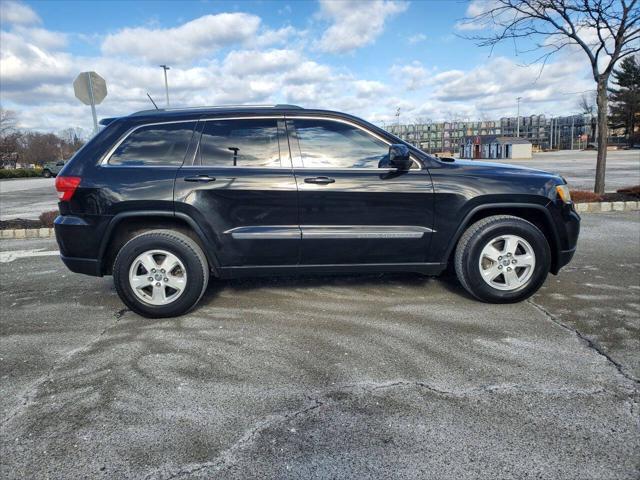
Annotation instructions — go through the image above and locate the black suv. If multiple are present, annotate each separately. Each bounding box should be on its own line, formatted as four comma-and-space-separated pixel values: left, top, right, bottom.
54, 105, 580, 317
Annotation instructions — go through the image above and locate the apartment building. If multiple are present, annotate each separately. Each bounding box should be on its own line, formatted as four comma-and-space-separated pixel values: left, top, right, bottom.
385, 114, 596, 153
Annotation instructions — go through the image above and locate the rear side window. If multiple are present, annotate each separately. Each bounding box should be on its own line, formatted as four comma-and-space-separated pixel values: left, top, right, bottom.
198, 119, 281, 167
108, 122, 196, 166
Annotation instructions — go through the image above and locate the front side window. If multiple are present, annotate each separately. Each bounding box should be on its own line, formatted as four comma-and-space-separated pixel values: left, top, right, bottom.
108, 122, 196, 166
198, 119, 281, 167
292, 119, 390, 169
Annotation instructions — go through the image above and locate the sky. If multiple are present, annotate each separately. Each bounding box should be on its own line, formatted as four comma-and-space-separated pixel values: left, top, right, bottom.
0, 0, 602, 135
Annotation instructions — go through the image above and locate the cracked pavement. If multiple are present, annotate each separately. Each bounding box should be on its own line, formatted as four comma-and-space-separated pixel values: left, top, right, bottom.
1, 212, 639, 479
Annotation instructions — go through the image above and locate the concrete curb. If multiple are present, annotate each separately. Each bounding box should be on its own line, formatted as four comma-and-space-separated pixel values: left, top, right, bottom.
0, 202, 638, 240
1, 227, 55, 239
573, 200, 639, 213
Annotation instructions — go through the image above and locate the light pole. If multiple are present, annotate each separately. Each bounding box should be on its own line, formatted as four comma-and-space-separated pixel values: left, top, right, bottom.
516, 96, 522, 137
159, 65, 170, 107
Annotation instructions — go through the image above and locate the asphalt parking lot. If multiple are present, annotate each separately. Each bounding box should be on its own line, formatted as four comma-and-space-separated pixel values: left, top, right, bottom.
1, 150, 638, 220
1, 212, 639, 479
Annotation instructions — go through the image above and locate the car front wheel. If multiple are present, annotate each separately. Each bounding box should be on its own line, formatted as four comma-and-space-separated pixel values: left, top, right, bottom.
113, 230, 209, 318
454, 215, 551, 303
42, 170, 51, 178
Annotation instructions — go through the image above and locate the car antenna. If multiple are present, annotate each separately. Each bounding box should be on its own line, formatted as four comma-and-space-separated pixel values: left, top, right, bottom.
146, 92, 159, 110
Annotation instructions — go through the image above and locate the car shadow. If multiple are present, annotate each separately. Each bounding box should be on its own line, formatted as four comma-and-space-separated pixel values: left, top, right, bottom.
199, 270, 476, 306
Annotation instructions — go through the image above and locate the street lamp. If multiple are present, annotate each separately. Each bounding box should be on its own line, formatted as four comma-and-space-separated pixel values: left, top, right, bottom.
159, 65, 170, 107
516, 96, 522, 137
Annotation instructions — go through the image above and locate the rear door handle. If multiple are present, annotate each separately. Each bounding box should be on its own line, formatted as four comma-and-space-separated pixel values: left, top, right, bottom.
304, 176, 335, 185
184, 175, 216, 183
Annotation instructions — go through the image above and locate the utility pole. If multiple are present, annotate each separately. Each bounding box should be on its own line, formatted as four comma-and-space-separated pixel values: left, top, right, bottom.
159, 65, 170, 107
550, 118, 554, 150
516, 96, 522, 137
395, 107, 400, 126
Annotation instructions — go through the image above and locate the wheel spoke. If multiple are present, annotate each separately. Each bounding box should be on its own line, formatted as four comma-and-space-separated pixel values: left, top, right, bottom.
131, 275, 152, 289
140, 253, 158, 273
503, 268, 520, 287
161, 253, 180, 273
503, 236, 518, 255
165, 274, 186, 291
482, 245, 502, 262
151, 284, 166, 302
481, 264, 501, 281
514, 253, 534, 267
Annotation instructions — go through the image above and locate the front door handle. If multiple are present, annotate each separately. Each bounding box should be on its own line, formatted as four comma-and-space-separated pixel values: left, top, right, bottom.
304, 176, 335, 185
184, 175, 216, 183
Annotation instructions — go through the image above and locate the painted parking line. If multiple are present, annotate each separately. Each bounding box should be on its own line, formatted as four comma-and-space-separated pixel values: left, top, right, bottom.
0, 249, 60, 263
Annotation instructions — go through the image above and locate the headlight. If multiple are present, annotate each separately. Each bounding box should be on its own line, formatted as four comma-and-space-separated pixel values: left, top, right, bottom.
556, 184, 572, 204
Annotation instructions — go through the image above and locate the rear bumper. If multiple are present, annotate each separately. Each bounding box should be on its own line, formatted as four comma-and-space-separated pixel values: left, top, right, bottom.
54, 214, 105, 277
60, 255, 101, 276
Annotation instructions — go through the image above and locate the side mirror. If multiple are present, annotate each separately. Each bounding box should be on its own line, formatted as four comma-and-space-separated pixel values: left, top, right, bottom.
388, 144, 412, 170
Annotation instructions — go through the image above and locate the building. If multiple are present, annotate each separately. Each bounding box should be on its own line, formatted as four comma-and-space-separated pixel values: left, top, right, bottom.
385, 113, 597, 154
459, 135, 533, 160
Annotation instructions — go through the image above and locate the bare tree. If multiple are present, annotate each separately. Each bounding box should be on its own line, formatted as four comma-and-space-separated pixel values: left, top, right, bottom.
0, 108, 17, 137
578, 93, 598, 142
463, 0, 640, 194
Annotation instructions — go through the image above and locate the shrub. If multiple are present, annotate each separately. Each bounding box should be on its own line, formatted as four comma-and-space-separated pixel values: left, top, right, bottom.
570, 190, 603, 203
617, 185, 640, 198
0, 168, 42, 179
38, 210, 58, 227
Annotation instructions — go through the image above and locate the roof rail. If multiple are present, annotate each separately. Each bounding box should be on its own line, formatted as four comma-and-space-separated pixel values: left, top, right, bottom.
130, 104, 304, 116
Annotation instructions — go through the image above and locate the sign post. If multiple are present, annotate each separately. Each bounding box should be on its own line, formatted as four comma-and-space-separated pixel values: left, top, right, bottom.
73, 72, 107, 132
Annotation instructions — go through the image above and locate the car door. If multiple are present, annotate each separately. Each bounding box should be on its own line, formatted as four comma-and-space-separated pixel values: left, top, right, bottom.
174, 116, 300, 267
286, 116, 434, 266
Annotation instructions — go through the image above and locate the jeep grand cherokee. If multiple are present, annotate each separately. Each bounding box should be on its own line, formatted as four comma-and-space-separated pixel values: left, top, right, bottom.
54, 105, 580, 318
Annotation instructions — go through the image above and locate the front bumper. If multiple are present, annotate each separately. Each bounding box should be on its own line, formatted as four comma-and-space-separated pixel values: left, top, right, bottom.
550, 206, 580, 274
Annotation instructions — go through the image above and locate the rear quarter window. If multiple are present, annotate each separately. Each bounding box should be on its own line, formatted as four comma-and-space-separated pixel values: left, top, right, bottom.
108, 122, 196, 166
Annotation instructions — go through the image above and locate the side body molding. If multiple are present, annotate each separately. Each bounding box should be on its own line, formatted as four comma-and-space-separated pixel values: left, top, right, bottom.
224, 225, 435, 240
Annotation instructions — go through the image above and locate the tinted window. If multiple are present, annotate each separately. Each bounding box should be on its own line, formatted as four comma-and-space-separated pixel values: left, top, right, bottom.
199, 119, 281, 167
108, 122, 196, 166
293, 119, 389, 169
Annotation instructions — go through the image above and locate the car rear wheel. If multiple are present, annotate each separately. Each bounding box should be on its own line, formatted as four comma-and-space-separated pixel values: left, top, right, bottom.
113, 230, 209, 318
454, 215, 551, 303
43, 170, 51, 178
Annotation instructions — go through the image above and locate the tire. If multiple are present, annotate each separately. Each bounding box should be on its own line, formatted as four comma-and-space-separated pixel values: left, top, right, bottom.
113, 230, 209, 318
454, 215, 551, 303
43, 170, 51, 178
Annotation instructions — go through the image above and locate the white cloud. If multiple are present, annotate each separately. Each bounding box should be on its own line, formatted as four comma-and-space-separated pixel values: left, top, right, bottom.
0, 30, 74, 91
0, 1, 40, 26
407, 33, 427, 45
392, 61, 432, 91
101, 13, 262, 64
354, 80, 387, 98
223, 49, 302, 76
0, 7, 597, 133
13, 26, 67, 49
250, 25, 303, 49
317, 0, 407, 53
454, 0, 500, 31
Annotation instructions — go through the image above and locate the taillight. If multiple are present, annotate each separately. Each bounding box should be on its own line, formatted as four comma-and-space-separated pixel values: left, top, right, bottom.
55, 176, 81, 201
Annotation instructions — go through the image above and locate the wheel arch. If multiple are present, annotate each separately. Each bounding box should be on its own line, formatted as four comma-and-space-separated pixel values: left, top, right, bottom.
444, 203, 561, 274
98, 211, 220, 276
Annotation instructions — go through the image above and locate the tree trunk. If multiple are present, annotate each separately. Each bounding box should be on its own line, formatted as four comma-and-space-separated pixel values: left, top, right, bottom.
594, 77, 609, 195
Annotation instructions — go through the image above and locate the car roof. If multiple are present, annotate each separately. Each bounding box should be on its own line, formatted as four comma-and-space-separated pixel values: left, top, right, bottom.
99, 104, 368, 126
